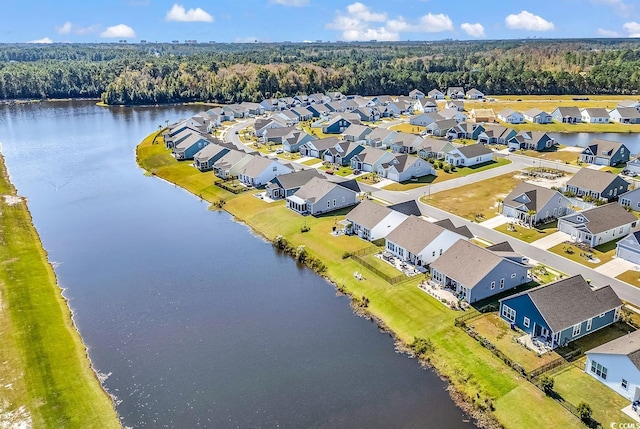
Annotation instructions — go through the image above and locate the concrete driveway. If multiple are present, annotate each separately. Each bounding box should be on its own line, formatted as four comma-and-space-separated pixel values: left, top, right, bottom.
595, 257, 639, 278
479, 215, 509, 229
530, 231, 571, 250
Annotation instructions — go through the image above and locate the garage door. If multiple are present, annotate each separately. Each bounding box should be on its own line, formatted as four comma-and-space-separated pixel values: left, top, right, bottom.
617, 246, 640, 265
388, 172, 400, 182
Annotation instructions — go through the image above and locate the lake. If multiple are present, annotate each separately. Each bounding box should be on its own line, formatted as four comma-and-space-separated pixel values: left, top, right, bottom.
0, 101, 474, 428
548, 132, 640, 153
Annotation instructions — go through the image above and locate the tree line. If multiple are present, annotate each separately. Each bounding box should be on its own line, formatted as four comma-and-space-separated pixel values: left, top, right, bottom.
1, 39, 640, 105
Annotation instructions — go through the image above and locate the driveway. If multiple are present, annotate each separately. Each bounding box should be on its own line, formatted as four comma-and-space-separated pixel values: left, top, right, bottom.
530, 231, 571, 250
595, 257, 639, 278
479, 214, 509, 229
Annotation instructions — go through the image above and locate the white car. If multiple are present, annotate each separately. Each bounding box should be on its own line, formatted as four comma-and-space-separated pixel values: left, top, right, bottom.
275, 148, 284, 154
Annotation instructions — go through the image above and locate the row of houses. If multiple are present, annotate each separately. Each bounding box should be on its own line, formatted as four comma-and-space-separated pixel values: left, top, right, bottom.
486, 105, 640, 125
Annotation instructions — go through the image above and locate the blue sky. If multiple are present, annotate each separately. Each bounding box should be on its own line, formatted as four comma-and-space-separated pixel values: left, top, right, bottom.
2, 0, 640, 44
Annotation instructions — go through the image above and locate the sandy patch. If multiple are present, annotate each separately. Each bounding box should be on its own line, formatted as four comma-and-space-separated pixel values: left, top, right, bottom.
2, 196, 22, 206
558, 146, 584, 152
0, 401, 32, 429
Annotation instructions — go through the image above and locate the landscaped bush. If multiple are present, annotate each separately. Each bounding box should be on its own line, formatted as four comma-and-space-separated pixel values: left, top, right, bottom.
342, 251, 353, 259
540, 375, 555, 396
577, 402, 592, 424
410, 337, 435, 358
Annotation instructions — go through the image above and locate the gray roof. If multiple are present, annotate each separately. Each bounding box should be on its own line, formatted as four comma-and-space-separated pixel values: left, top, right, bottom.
586, 330, 640, 370
175, 133, 209, 151
304, 137, 341, 151
522, 108, 549, 117
214, 150, 251, 169
437, 109, 463, 120
563, 203, 637, 235
582, 107, 610, 117
457, 143, 492, 158
554, 106, 582, 117
368, 127, 395, 142
498, 108, 518, 117
240, 155, 276, 178
503, 182, 563, 212
388, 200, 422, 217
346, 199, 394, 229
194, 142, 229, 162
504, 275, 621, 332
430, 240, 525, 289
271, 169, 324, 190
264, 126, 297, 138
433, 218, 474, 239
430, 119, 458, 131
420, 137, 451, 153
356, 147, 391, 165
583, 139, 625, 159
390, 154, 420, 173
613, 107, 640, 119
342, 124, 372, 138
385, 215, 448, 254
293, 176, 356, 203
566, 168, 628, 194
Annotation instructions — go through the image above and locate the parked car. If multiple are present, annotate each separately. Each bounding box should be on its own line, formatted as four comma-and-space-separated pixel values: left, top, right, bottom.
353, 169, 361, 175
275, 148, 284, 154
508, 147, 516, 152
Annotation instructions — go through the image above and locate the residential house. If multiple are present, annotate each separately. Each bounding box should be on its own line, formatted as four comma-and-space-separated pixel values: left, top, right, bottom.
410, 112, 443, 127
163, 124, 199, 149
579, 139, 630, 166
384, 215, 469, 266
283, 130, 315, 153
610, 107, 640, 124
620, 187, 640, 211
445, 143, 493, 167
426, 119, 458, 137
551, 106, 582, 123
323, 141, 365, 166
225, 104, 249, 118
627, 155, 640, 175
417, 138, 456, 160
522, 108, 553, 124
507, 131, 557, 151
263, 126, 298, 144
273, 110, 299, 126
389, 132, 424, 154
438, 108, 467, 123
582, 108, 610, 124
370, 95, 396, 106
502, 182, 572, 224
584, 330, 640, 402
412, 98, 439, 114
431, 240, 530, 303
265, 169, 324, 200
286, 177, 359, 215
254, 118, 286, 137
446, 123, 485, 140
466, 88, 485, 100
238, 157, 293, 188
341, 124, 372, 142
445, 100, 465, 111
343, 99, 360, 112
565, 168, 630, 202
291, 106, 314, 121
615, 231, 640, 265
322, 115, 353, 134
239, 101, 265, 116
193, 142, 232, 172
345, 199, 409, 241
500, 275, 622, 349
307, 93, 331, 105
172, 133, 211, 160
353, 107, 381, 122
409, 89, 425, 99
497, 108, 525, 124
447, 87, 465, 99
325, 101, 346, 113
212, 150, 255, 180
428, 89, 445, 100
377, 154, 435, 182
307, 103, 332, 117
350, 147, 396, 172
366, 127, 397, 149
299, 137, 341, 159
477, 124, 517, 145
327, 91, 345, 101
470, 108, 496, 123
558, 203, 637, 247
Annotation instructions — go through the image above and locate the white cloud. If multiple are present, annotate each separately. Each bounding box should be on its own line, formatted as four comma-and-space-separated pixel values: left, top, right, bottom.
166, 4, 214, 22
505, 10, 554, 31
623, 21, 640, 37
28, 37, 53, 44
597, 28, 620, 37
56, 22, 72, 34
100, 24, 136, 38
270, 0, 309, 6
461, 22, 485, 38
326, 3, 453, 41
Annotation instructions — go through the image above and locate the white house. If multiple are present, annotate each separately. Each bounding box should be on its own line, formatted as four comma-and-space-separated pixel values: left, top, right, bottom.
377, 154, 435, 182
609, 107, 640, 124
615, 231, 640, 265
557, 203, 637, 247
384, 215, 468, 266
585, 330, 640, 402
238, 156, 293, 188
410, 112, 443, 127
428, 89, 445, 100
350, 147, 396, 172
497, 108, 525, 124
445, 143, 493, 167
465, 88, 484, 100
287, 177, 360, 216
345, 200, 408, 241
522, 108, 552, 124
581, 108, 610, 124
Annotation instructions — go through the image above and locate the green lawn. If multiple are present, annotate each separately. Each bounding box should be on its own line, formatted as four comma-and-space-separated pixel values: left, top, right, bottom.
530, 264, 567, 284
389, 123, 425, 134
137, 132, 585, 429
0, 155, 120, 428
552, 362, 635, 427
423, 173, 521, 221
616, 270, 640, 288
319, 164, 353, 177
382, 174, 436, 191
358, 252, 403, 279
548, 239, 621, 267
494, 221, 558, 243
556, 322, 634, 359
520, 148, 581, 165
471, 313, 561, 373
602, 165, 626, 175
301, 158, 323, 166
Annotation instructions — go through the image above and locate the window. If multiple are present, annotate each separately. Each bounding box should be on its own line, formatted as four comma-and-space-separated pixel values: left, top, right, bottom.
599, 312, 606, 318
577, 216, 584, 222
558, 197, 562, 203
500, 278, 505, 289
586, 318, 592, 331
590, 360, 607, 380
342, 196, 345, 203
273, 166, 278, 171
502, 305, 516, 323
622, 379, 628, 390
333, 199, 336, 207
511, 273, 516, 278
523, 317, 530, 328
440, 249, 443, 255
490, 281, 495, 290
327, 201, 330, 208
573, 323, 581, 337
432, 251, 436, 257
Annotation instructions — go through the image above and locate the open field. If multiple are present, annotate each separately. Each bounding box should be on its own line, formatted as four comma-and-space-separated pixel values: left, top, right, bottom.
423, 173, 521, 221
519, 148, 581, 165
137, 133, 583, 429
389, 123, 425, 134
548, 239, 620, 268
0, 155, 120, 428
494, 221, 558, 243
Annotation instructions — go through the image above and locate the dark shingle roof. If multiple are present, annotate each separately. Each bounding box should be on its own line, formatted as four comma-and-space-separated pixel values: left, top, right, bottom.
565, 203, 637, 235
586, 330, 640, 370
272, 169, 324, 190
503, 182, 563, 212
346, 200, 393, 229
388, 200, 422, 217
457, 143, 492, 158
566, 168, 628, 194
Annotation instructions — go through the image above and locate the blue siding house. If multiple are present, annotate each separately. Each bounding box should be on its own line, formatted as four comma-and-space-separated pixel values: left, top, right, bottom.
499, 275, 622, 349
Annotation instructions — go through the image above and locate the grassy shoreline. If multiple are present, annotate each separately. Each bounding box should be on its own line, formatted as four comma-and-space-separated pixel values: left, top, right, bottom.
136, 132, 588, 428
0, 154, 120, 428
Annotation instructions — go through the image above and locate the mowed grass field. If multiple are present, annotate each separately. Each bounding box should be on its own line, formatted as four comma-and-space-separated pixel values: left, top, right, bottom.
0, 155, 120, 428
137, 134, 586, 429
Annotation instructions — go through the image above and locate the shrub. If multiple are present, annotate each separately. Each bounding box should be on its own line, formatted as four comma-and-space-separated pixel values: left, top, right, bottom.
342, 251, 353, 259
577, 402, 592, 423
274, 235, 288, 250
443, 164, 451, 173
300, 223, 311, 233
411, 337, 435, 357
540, 375, 555, 395
296, 245, 308, 263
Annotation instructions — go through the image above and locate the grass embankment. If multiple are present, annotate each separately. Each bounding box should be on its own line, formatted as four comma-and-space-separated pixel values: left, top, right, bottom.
136, 132, 585, 429
0, 155, 120, 428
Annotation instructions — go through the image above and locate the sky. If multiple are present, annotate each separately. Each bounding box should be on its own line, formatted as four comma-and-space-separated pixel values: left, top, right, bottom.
1, 0, 640, 44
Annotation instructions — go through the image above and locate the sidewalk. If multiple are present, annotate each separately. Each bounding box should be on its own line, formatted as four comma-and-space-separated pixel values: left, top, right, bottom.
530, 231, 571, 250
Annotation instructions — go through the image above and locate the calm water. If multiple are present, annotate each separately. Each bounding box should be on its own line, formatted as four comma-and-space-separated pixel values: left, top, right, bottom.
549, 132, 640, 153
0, 101, 473, 428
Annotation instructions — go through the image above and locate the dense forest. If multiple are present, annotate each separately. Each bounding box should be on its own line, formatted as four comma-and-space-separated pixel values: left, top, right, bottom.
1, 39, 640, 105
